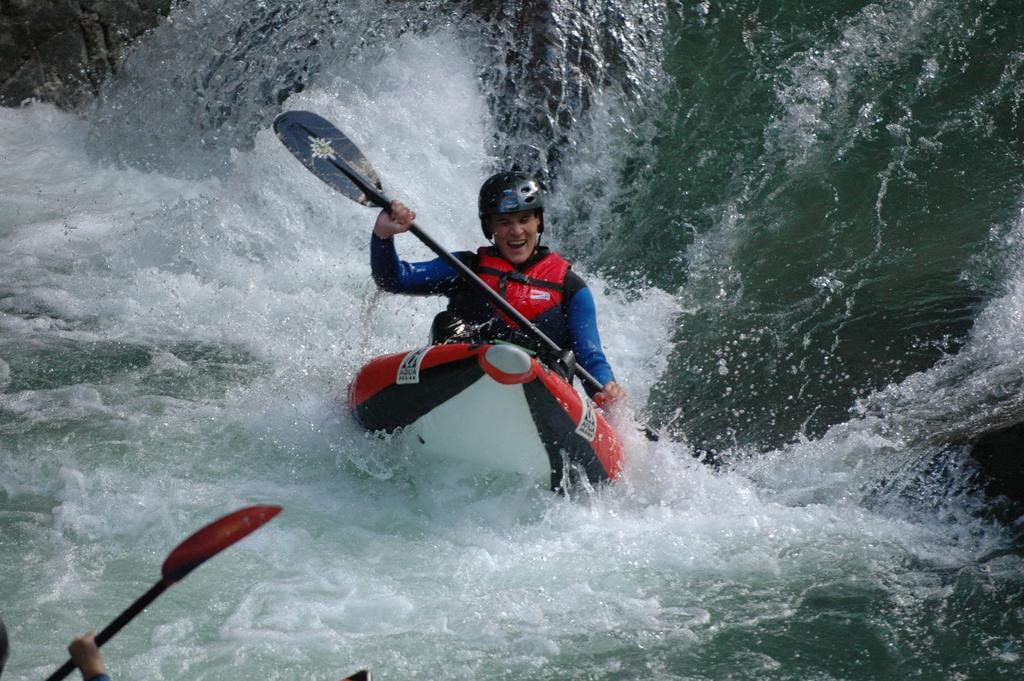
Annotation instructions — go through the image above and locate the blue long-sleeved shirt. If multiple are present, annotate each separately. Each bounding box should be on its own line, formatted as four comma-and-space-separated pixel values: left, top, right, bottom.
370, 234, 615, 388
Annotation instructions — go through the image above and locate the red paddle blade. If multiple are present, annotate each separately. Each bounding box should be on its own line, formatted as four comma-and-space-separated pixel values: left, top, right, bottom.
162, 505, 282, 583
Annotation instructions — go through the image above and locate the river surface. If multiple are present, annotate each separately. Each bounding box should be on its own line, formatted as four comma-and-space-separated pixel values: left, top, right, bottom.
2, 1, 1023, 679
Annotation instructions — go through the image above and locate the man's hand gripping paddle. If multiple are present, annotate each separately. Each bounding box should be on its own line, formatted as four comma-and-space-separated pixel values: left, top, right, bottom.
273, 110, 610, 397
45, 505, 282, 681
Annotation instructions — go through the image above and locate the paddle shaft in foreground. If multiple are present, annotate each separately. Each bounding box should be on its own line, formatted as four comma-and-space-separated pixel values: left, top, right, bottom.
44, 581, 168, 681
44, 505, 281, 681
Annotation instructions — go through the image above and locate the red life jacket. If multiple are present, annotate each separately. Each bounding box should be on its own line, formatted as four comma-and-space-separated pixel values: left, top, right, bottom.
475, 247, 570, 327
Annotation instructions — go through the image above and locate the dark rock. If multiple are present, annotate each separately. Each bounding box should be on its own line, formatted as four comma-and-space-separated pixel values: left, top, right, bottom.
969, 420, 1024, 508
57, 0, 665, 184
0, 0, 175, 110
469, 0, 665, 181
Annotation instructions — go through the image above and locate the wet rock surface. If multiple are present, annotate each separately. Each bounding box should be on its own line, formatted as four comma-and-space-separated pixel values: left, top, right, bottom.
0, 0, 175, 110
969, 421, 1024, 511
1, 1, 665, 183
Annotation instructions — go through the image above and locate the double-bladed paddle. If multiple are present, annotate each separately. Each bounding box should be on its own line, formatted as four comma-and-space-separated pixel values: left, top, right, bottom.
45, 505, 282, 681
272, 110, 607, 395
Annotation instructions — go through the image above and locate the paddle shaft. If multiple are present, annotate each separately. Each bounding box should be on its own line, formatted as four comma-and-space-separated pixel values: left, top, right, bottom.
348, 174, 604, 393
399, 220, 604, 394
276, 111, 653, 436
44, 505, 282, 681
45, 580, 169, 681
392, 207, 662, 440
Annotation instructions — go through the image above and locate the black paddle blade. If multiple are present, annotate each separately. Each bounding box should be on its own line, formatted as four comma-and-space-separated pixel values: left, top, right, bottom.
273, 110, 387, 207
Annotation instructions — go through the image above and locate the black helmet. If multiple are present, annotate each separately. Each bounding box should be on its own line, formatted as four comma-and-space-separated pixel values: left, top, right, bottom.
478, 172, 544, 239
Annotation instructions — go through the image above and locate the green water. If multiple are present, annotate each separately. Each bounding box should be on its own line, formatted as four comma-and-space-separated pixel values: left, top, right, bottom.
588, 0, 1024, 451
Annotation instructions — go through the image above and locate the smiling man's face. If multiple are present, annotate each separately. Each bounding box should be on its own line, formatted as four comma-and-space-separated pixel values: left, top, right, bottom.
489, 210, 541, 265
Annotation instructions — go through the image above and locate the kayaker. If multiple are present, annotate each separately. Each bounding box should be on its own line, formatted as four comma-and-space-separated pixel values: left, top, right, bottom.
370, 171, 626, 406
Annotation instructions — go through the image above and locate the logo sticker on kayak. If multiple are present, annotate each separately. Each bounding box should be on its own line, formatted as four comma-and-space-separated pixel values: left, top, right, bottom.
397, 346, 431, 385
575, 399, 597, 442
310, 137, 337, 160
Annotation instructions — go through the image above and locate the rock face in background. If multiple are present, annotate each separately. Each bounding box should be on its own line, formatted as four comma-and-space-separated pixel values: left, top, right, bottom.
969, 422, 1024, 512
0, 0, 175, 110
468, 0, 665, 179
1, 0, 665, 181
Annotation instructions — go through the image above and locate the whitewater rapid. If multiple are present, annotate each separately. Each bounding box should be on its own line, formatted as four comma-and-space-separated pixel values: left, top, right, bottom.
2, 12, 1022, 681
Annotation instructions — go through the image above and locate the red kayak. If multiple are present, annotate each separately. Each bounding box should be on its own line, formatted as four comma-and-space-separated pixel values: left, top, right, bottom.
347, 343, 623, 491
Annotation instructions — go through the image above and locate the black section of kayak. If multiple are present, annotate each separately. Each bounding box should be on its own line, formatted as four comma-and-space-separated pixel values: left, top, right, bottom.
523, 379, 609, 491
352, 356, 482, 432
